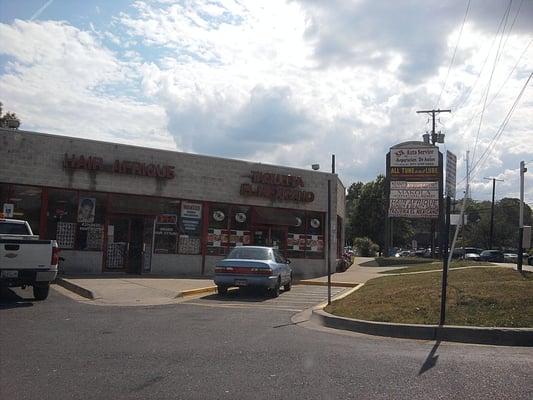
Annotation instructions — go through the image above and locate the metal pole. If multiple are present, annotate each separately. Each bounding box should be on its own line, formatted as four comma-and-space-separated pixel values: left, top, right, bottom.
327, 179, 332, 305
518, 161, 525, 272
489, 179, 495, 249
439, 196, 451, 325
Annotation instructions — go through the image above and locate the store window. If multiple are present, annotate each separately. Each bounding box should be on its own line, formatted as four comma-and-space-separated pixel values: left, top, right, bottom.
229, 206, 251, 249
153, 200, 180, 254
76, 192, 107, 251
1, 185, 42, 235
178, 201, 203, 254
46, 189, 78, 249
154, 213, 178, 254
287, 211, 306, 258
306, 212, 325, 259
207, 203, 229, 256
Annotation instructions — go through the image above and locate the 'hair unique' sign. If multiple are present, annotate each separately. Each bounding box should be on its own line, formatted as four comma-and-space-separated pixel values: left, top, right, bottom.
240, 171, 315, 203
63, 154, 175, 179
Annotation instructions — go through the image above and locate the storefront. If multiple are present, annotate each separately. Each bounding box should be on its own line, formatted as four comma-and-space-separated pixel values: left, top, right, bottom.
0, 128, 345, 278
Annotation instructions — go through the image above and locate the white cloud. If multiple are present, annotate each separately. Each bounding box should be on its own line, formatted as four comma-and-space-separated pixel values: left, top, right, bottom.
0, 20, 172, 148
0, 1, 531, 202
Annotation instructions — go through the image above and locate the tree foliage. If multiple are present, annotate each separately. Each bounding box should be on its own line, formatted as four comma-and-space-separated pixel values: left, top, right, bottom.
0, 102, 21, 129
345, 175, 413, 249
461, 197, 532, 249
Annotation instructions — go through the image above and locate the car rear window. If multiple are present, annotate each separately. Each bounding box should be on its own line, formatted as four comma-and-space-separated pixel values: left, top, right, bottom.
228, 247, 271, 260
0, 223, 30, 235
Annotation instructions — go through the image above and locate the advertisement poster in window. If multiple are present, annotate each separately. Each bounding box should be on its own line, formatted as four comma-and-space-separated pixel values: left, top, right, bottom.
77, 197, 96, 223
179, 202, 202, 236
154, 214, 178, 253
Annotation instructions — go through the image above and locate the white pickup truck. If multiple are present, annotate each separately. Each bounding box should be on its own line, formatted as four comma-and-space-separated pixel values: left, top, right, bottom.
0, 219, 59, 300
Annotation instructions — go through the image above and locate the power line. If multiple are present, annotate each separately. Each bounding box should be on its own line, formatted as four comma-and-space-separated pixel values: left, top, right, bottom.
435, 0, 471, 108
451, 1, 514, 111
457, 37, 532, 134
457, 71, 532, 186
471, 0, 513, 165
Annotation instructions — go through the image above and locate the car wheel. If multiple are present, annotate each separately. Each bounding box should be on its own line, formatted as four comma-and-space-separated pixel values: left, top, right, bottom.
270, 279, 281, 298
217, 285, 228, 296
283, 275, 292, 292
33, 284, 50, 301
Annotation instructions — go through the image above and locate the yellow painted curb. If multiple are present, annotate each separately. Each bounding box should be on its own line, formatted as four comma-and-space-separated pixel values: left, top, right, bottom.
175, 286, 218, 298
295, 280, 359, 288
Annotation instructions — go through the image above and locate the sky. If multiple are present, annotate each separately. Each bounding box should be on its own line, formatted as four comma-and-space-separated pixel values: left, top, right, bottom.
0, 0, 532, 203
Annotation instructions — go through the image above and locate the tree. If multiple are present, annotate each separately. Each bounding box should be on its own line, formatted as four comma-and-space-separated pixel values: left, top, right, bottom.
461, 197, 532, 249
345, 175, 413, 249
0, 102, 21, 129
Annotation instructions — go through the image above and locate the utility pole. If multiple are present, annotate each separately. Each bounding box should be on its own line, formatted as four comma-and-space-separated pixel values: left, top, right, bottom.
465, 150, 470, 199
518, 161, 526, 272
484, 177, 504, 249
327, 154, 335, 305
416, 109, 451, 145
416, 108, 451, 259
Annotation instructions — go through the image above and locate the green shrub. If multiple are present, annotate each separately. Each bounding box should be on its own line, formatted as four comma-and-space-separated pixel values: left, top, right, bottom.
353, 237, 380, 257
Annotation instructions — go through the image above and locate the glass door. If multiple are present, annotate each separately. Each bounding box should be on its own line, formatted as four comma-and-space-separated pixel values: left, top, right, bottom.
106, 216, 130, 271
105, 215, 154, 273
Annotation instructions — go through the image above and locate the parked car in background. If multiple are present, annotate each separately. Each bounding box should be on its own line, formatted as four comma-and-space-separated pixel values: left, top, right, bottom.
214, 246, 292, 298
480, 250, 504, 263
464, 253, 481, 262
503, 253, 518, 263
414, 249, 426, 257
528, 255, 533, 266
0, 219, 59, 300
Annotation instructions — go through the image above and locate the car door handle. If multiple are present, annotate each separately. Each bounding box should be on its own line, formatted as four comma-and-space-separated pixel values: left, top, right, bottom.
5, 244, 20, 251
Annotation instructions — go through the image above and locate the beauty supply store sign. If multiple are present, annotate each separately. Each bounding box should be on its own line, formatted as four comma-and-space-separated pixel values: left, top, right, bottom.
388, 181, 439, 218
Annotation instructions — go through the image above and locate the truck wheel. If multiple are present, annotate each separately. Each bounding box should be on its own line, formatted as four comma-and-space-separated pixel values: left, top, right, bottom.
33, 284, 50, 301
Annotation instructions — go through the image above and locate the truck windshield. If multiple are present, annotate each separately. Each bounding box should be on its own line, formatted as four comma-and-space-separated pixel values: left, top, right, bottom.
227, 247, 271, 260
0, 223, 30, 235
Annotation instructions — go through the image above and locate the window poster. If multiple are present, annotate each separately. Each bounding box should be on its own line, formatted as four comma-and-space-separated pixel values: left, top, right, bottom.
179, 202, 202, 237
154, 214, 178, 253
77, 197, 96, 223
56, 222, 76, 249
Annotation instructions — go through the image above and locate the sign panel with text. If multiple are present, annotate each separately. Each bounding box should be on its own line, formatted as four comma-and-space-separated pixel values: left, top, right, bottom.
445, 151, 457, 198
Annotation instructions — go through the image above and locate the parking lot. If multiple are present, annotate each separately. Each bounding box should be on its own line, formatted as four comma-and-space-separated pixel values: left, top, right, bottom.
184, 285, 348, 312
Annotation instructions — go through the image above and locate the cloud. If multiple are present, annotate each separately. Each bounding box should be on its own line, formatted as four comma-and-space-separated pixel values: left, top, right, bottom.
0, 1, 531, 202
0, 19, 172, 148
295, 0, 533, 83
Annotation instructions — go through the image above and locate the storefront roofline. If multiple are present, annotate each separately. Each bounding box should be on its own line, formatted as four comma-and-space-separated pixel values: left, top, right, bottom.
1, 128, 342, 183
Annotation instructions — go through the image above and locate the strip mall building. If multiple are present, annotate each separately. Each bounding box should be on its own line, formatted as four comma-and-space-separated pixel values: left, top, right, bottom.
0, 128, 345, 278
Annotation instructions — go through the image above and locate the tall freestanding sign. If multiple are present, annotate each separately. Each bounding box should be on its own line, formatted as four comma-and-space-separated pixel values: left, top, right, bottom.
385, 142, 443, 257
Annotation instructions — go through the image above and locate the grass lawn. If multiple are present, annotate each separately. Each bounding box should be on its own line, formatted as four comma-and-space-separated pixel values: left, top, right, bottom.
380, 260, 495, 274
325, 267, 533, 328
373, 257, 429, 266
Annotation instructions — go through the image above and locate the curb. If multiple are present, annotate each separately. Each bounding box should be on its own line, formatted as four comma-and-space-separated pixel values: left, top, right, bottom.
295, 280, 359, 288
312, 309, 533, 346
175, 286, 218, 298
55, 277, 95, 300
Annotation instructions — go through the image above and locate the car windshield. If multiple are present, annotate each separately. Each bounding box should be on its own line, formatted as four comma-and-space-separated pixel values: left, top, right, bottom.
227, 247, 271, 260
0, 223, 30, 235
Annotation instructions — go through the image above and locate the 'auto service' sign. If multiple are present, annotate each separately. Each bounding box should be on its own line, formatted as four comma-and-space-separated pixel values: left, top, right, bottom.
390, 147, 438, 167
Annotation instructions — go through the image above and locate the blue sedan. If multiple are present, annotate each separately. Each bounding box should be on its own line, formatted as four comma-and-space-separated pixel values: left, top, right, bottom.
214, 246, 292, 297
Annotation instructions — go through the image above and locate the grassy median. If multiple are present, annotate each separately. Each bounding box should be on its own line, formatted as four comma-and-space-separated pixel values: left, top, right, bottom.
379, 260, 495, 274
325, 267, 533, 328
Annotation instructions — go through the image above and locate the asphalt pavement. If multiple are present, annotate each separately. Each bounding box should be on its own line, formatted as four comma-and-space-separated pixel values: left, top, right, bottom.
1, 286, 532, 400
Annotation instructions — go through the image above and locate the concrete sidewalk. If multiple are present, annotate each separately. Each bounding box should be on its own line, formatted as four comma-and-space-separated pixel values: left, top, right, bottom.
300, 257, 407, 285
56, 276, 215, 306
